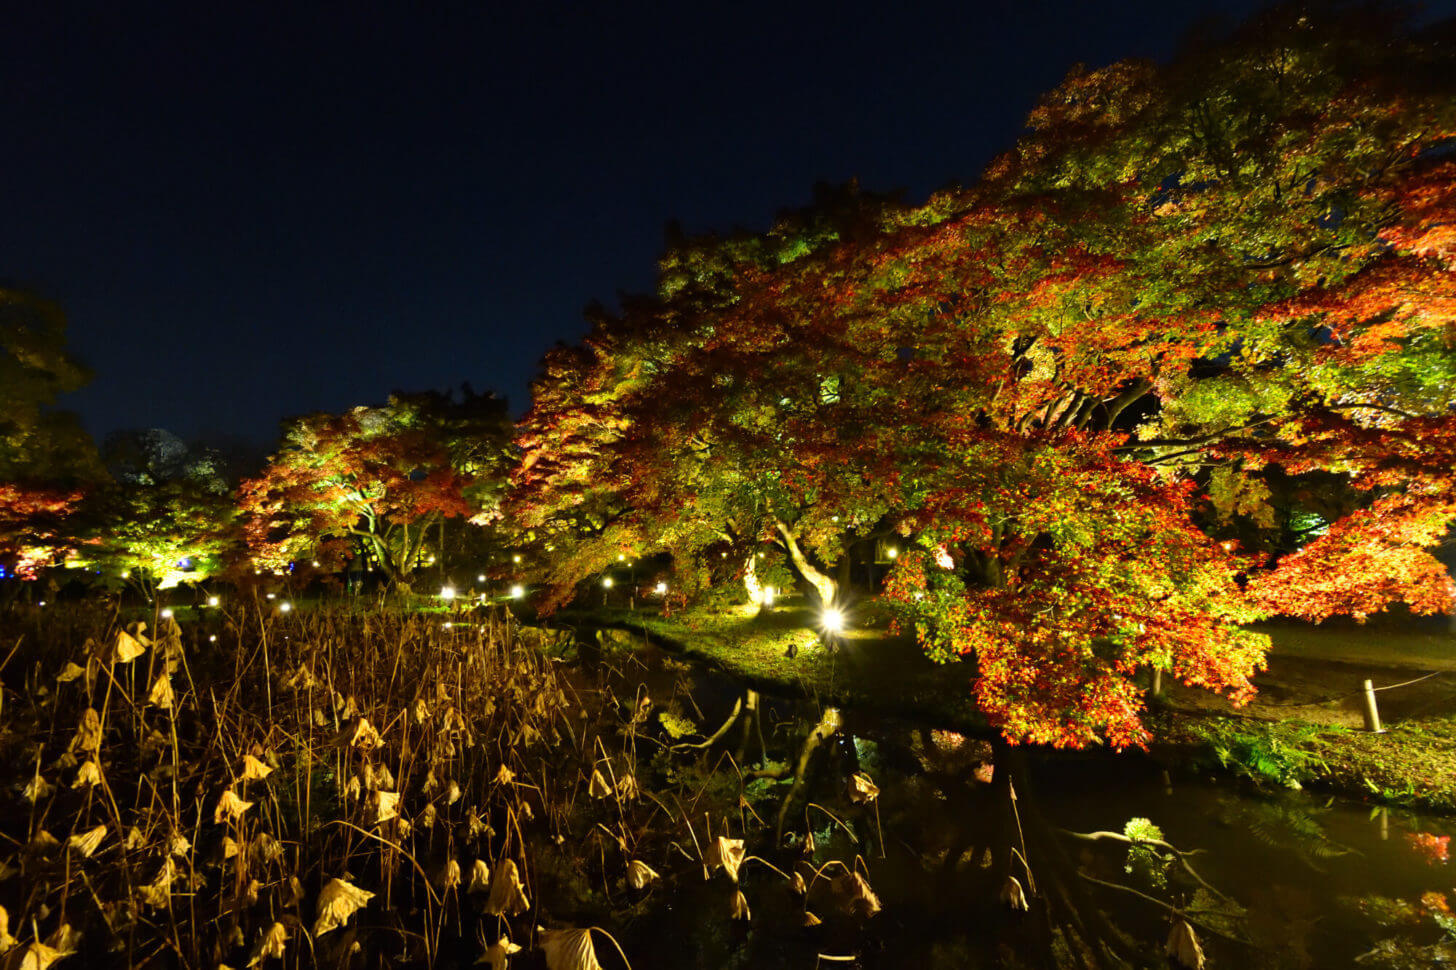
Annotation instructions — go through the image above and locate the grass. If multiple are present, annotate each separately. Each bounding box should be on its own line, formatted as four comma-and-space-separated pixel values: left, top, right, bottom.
565, 599, 990, 732
1152, 710, 1456, 813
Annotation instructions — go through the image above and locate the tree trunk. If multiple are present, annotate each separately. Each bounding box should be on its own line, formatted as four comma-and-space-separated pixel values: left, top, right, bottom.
774, 519, 838, 607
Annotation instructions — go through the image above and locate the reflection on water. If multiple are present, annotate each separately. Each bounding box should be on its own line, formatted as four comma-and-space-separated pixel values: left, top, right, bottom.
568, 637, 1455, 969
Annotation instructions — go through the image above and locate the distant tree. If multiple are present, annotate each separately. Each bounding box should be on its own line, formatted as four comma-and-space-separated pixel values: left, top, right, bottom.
237, 390, 509, 592
0, 289, 103, 578
74, 430, 238, 596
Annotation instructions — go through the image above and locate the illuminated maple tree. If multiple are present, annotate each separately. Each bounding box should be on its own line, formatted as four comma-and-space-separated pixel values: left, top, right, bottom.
508, 5, 1455, 746
236, 395, 491, 592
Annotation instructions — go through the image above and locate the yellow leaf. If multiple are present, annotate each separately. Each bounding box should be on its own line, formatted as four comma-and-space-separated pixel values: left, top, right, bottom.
312, 878, 374, 937
485, 858, 530, 916
538, 928, 602, 970
67, 824, 107, 858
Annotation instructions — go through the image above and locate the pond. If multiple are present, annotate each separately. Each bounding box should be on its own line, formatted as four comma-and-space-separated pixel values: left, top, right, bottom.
567, 634, 1456, 970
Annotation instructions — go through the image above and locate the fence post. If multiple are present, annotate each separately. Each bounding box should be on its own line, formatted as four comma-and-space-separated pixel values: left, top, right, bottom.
1361, 679, 1385, 733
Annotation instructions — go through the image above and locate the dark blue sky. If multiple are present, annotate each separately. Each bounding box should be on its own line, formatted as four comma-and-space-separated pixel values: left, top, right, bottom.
4, 0, 1447, 445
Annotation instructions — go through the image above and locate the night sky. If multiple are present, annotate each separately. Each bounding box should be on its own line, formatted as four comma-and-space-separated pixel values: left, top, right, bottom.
6, 1, 1450, 447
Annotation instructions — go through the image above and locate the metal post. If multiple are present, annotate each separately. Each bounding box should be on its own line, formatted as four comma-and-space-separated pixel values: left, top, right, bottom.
1361, 679, 1385, 733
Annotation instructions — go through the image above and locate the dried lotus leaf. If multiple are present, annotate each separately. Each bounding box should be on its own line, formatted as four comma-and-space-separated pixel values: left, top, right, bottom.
249, 921, 289, 965
1166, 919, 1205, 969
587, 769, 611, 799
706, 836, 746, 882
146, 672, 175, 710
467, 858, 490, 893
479, 935, 522, 970
834, 870, 882, 919
72, 760, 102, 789
67, 824, 107, 858
998, 874, 1029, 912
23, 773, 55, 804
485, 858, 530, 916
239, 754, 273, 782
626, 859, 658, 889
849, 771, 879, 804
55, 663, 86, 684
435, 858, 461, 891
72, 708, 103, 754
214, 788, 254, 824
312, 878, 374, 937
373, 791, 400, 824
107, 629, 148, 664
337, 718, 382, 750
538, 928, 602, 970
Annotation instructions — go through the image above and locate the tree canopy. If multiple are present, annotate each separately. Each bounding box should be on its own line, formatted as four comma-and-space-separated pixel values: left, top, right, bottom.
507, 4, 1456, 747
237, 389, 511, 590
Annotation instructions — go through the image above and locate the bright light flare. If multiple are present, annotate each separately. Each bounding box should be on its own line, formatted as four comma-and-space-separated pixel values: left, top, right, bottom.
654, 582, 668, 595
207, 596, 220, 607
602, 576, 614, 588
440, 586, 456, 601
279, 602, 292, 613
821, 607, 845, 634
510, 584, 525, 599
762, 586, 775, 607
161, 608, 174, 619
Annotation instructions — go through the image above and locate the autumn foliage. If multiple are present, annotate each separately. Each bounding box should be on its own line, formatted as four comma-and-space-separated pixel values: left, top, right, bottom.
508, 7, 1456, 747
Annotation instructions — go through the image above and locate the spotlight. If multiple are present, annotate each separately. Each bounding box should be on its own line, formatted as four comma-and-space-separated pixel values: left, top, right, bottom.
510, 584, 525, 599
821, 607, 845, 634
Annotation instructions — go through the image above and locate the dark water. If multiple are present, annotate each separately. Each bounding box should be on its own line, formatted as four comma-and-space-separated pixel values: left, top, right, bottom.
564, 638, 1455, 969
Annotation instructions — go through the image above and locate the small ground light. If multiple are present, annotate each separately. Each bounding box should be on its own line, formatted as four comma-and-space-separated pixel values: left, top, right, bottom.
266, 593, 276, 600
209, 634, 217, 642
312, 560, 320, 567
655, 582, 667, 595
512, 555, 521, 564
440, 586, 456, 601
821, 607, 845, 634
603, 576, 614, 588
510, 584, 525, 599
279, 602, 292, 613
886, 547, 898, 559
477, 574, 486, 583
762, 587, 775, 606
161, 608, 174, 619
208, 596, 220, 607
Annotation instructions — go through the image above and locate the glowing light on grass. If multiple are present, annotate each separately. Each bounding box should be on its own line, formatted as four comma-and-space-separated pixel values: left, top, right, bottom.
440, 586, 456, 601
477, 574, 486, 583
654, 582, 667, 595
266, 593, 276, 600
208, 596, 220, 607
512, 554, 521, 564
312, 560, 320, 567
161, 608, 174, 619
208, 634, 217, 643
510, 584, 525, 599
762, 586, 775, 607
278, 602, 292, 613
821, 607, 845, 634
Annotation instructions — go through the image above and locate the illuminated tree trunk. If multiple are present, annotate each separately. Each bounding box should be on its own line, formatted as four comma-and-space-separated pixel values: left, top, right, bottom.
774, 519, 838, 607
